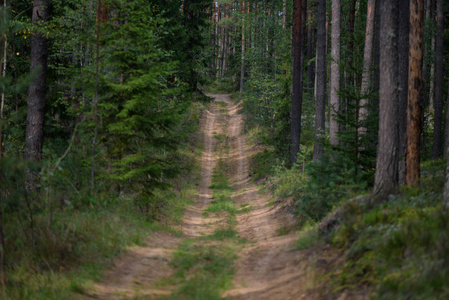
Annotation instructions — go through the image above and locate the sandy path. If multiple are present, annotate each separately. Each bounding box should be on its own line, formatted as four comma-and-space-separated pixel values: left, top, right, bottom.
181, 97, 224, 237
221, 95, 309, 300
80, 95, 309, 299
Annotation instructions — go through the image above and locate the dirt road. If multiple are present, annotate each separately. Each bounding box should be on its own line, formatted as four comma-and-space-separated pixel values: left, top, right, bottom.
83, 94, 309, 299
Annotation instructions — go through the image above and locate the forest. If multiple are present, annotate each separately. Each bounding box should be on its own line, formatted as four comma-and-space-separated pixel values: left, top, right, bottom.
1, 0, 449, 299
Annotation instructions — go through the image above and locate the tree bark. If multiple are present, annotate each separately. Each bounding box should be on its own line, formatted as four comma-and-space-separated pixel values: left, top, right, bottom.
432, 0, 443, 159
24, 0, 49, 162
374, 0, 399, 195
397, 0, 410, 183
0, 0, 6, 288
300, 0, 307, 98
359, 0, 376, 131
313, 0, 326, 161
445, 80, 449, 155
444, 151, 449, 210
240, 1, 245, 93
0, 0, 7, 159
283, 0, 287, 29
329, 0, 340, 146
290, 0, 304, 164
406, 0, 424, 186
307, 10, 315, 96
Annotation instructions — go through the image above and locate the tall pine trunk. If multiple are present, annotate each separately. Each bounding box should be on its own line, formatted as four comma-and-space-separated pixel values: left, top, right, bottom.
359, 0, 376, 131
240, 1, 245, 93
313, 0, 326, 161
282, 0, 287, 29
307, 12, 315, 97
290, 0, 304, 164
329, 0, 340, 146
25, 0, 49, 162
432, 0, 443, 159
398, 0, 410, 183
406, 0, 424, 186
374, 0, 399, 195
0, 0, 6, 288
445, 79, 449, 154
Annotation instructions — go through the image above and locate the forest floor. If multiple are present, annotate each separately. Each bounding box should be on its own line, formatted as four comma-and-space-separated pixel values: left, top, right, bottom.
80, 95, 316, 299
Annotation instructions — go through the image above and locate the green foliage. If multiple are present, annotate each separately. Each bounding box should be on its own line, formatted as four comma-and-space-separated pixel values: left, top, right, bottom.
298, 153, 368, 222
326, 160, 449, 298
241, 73, 291, 158
269, 148, 369, 225
334, 28, 378, 185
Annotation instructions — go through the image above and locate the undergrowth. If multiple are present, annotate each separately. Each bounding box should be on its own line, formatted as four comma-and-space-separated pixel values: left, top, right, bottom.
3, 103, 204, 300
268, 158, 447, 299
324, 159, 449, 298
246, 110, 449, 298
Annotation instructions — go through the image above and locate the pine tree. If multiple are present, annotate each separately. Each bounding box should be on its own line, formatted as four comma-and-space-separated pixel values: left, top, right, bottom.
291, 0, 304, 164
374, 0, 399, 195
329, 0, 341, 146
313, 0, 326, 161
25, 0, 49, 162
405, 0, 424, 186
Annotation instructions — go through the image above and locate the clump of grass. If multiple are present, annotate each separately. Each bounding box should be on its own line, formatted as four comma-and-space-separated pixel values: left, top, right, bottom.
210, 228, 238, 240
215, 101, 229, 108
297, 225, 321, 250
209, 160, 232, 190
170, 241, 237, 299
208, 192, 235, 214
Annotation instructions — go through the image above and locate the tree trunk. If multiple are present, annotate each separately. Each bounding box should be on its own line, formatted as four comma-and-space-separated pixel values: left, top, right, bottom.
0, 0, 7, 159
444, 151, 449, 210
421, 0, 434, 154
432, 0, 443, 159
313, 0, 326, 161
340, 0, 357, 139
406, 0, 424, 186
0, 0, 6, 289
283, 0, 287, 29
445, 80, 449, 154
290, 0, 304, 164
374, 0, 399, 195
24, 0, 49, 162
307, 12, 315, 96
359, 0, 376, 131
398, 0, 410, 183
329, 0, 341, 146
300, 0, 307, 98
240, 1, 245, 93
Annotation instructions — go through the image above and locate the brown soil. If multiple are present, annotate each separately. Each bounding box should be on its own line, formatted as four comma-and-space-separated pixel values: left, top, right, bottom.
221, 95, 310, 299
80, 94, 319, 299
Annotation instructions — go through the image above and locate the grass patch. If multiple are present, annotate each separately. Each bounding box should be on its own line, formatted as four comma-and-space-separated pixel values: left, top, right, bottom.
297, 225, 321, 250
215, 101, 229, 108
323, 159, 449, 298
209, 159, 232, 191
209, 228, 238, 240
169, 241, 238, 299
5, 204, 172, 300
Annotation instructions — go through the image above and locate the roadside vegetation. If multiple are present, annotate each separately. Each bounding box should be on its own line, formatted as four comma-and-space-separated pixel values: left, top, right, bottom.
243, 95, 449, 297
3, 101, 204, 300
